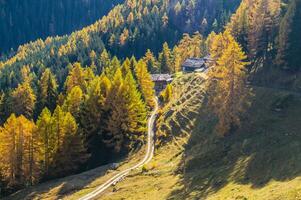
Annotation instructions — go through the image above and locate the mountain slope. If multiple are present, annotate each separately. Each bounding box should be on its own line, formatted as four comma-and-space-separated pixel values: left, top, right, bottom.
96, 73, 301, 200
0, 0, 123, 55
0, 0, 241, 88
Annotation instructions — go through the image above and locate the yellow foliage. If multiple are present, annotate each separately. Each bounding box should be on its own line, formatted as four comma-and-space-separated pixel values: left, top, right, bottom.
0, 114, 39, 186
208, 31, 251, 136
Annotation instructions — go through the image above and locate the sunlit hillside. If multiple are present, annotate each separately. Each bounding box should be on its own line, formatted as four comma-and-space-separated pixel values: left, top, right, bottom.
100, 73, 301, 200
0, 0, 300, 199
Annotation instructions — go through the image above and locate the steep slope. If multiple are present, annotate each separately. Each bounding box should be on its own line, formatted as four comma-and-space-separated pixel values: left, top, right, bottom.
0, 0, 241, 91
97, 73, 301, 200
0, 0, 123, 55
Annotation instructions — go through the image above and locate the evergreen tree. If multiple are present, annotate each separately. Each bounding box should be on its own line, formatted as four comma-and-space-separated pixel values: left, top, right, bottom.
277, 0, 301, 71
36, 69, 58, 115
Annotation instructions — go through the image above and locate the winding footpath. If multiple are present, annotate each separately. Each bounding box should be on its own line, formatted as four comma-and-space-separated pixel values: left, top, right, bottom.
78, 98, 158, 200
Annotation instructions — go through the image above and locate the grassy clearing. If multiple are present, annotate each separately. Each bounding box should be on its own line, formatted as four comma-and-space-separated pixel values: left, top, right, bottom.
102, 73, 301, 200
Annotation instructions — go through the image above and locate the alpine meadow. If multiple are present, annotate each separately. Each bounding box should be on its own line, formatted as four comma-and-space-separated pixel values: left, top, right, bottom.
0, 0, 301, 199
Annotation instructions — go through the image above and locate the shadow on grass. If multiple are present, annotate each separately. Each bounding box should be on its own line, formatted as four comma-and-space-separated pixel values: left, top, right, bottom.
4, 146, 138, 200
167, 87, 301, 199
4, 163, 112, 200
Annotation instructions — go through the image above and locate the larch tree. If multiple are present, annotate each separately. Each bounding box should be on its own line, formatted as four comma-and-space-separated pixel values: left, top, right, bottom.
63, 86, 84, 120
129, 56, 138, 75
143, 49, 158, 73
11, 81, 36, 119
51, 106, 65, 157
135, 60, 155, 108
190, 32, 205, 57
36, 108, 55, 177
80, 77, 103, 139
209, 30, 233, 63
105, 68, 128, 152
104, 56, 121, 79
160, 84, 172, 104
0, 114, 39, 187
37, 106, 88, 178
105, 68, 147, 152
53, 112, 88, 176
99, 49, 111, 74
123, 71, 147, 146
208, 31, 251, 136
65, 62, 86, 93
172, 46, 182, 73
158, 42, 173, 73
227, 0, 281, 62
121, 58, 131, 76
80, 76, 107, 165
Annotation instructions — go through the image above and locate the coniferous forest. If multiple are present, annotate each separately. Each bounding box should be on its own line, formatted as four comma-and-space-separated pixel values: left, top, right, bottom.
0, 0, 123, 55
0, 0, 301, 198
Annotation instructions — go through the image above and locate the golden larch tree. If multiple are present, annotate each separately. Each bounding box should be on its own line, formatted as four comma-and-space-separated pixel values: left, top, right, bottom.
208, 31, 250, 136
135, 60, 155, 108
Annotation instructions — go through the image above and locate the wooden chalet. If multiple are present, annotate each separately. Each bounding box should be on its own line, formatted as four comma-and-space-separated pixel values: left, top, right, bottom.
151, 74, 173, 93
182, 55, 212, 73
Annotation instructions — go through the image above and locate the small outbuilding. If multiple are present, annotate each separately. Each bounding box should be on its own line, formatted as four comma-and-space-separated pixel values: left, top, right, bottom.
151, 74, 173, 93
182, 55, 212, 73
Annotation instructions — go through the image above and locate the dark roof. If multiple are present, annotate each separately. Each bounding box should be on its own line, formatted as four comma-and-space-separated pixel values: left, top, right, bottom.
182, 55, 212, 69
182, 58, 205, 68
151, 74, 173, 82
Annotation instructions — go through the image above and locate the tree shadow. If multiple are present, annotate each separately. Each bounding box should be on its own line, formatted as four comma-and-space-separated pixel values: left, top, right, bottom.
167, 87, 301, 199
4, 163, 113, 200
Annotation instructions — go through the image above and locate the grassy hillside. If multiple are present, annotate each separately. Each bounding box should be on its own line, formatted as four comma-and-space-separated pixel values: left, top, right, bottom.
5, 73, 301, 200
99, 73, 301, 200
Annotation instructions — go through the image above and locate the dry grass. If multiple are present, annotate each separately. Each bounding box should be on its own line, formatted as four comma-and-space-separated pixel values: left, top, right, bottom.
100, 73, 301, 200
7, 73, 301, 200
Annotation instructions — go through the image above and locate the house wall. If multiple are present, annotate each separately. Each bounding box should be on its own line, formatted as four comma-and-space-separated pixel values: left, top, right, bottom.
182, 66, 197, 72
154, 81, 167, 93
